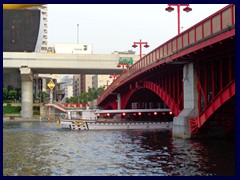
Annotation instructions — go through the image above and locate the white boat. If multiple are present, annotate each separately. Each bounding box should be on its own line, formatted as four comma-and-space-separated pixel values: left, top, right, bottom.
56, 109, 173, 130
57, 119, 172, 131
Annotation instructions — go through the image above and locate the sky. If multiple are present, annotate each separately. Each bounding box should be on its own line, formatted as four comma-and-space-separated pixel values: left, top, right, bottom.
47, 4, 229, 55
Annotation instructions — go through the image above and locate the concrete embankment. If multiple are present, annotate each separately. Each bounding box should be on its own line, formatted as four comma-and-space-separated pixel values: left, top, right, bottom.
3, 115, 48, 122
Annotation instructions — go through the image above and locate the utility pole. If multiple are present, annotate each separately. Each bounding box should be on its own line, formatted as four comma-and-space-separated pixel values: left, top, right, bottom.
77, 24, 79, 44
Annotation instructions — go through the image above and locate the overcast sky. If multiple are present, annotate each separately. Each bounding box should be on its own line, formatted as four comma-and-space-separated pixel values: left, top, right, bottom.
47, 4, 228, 55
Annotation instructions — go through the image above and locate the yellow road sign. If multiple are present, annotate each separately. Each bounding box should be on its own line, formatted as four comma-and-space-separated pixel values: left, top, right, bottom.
47, 80, 55, 90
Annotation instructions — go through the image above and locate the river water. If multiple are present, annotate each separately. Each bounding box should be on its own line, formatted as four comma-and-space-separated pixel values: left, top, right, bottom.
3, 121, 235, 176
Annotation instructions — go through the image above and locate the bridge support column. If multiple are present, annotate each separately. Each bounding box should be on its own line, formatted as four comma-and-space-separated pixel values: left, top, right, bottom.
20, 67, 33, 119
117, 94, 121, 110
173, 63, 198, 139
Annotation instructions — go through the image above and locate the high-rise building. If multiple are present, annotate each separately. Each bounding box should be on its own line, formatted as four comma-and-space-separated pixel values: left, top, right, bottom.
4, 5, 48, 95
40, 5, 48, 53
73, 75, 81, 97
92, 75, 111, 89
28, 4, 48, 52
61, 75, 73, 100
73, 74, 94, 96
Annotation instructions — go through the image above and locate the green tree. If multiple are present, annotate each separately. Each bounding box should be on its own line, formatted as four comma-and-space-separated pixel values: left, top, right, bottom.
37, 91, 50, 103
80, 92, 89, 103
65, 97, 70, 103
7, 85, 14, 91
72, 96, 78, 103
15, 88, 21, 101
18, 90, 21, 102
63, 86, 106, 104
95, 86, 105, 98
88, 86, 96, 101
8, 90, 17, 101
68, 96, 78, 103
3, 87, 8, 100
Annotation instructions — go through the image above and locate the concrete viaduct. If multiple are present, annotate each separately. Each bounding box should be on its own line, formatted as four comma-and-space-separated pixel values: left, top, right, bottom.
3, 52, 139, 119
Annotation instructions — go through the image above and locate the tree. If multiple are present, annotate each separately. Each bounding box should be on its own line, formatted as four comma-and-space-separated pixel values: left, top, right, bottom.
3, 87, 8, 100
37, 91, 50, 103
62, 86, 106, 104
67, 96, 78, 103
8, 90, 17, 101
95, 86, 105, 98
65, 97, 70, 103
15, 88, 21, 101
80, 92, 89, 103
87, 86, 96, 101
7, 85, 14, 91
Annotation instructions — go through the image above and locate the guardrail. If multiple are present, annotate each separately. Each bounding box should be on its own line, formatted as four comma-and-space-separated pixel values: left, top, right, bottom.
98, 4, 235, 105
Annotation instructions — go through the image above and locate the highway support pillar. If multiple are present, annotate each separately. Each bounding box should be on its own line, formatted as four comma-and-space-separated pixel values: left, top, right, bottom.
20, 67, 33, 119
117, 94, 121, 110
173, 63, 198, 139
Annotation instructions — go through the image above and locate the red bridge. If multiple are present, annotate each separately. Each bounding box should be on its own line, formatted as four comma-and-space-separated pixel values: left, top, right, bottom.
97, 4, 235, 138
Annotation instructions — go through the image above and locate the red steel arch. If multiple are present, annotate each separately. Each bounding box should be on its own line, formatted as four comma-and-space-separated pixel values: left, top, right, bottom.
190, 80, 235, 134
121, 81, 182, 116
103, 101, 117, 110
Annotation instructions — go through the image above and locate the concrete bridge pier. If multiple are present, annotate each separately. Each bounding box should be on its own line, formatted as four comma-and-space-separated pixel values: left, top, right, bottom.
173, 63, 198, 139
117, 94, 121, 110
20, 67, 33, 119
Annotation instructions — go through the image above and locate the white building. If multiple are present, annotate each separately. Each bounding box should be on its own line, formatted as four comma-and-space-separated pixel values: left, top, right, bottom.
40, 5, 48, 53
54, 43, 93, 54
65, 84, 73, 99
61, 75, 73, 100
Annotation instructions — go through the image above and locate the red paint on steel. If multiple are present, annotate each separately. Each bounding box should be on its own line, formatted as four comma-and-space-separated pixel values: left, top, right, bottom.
121, 81, 181, 116
97, 5, 235, 112
190, 80, 235, 134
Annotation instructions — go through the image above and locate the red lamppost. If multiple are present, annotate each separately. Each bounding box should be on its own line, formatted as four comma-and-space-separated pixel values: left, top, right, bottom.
109, 73, 119, 81
132, 39, 149, 59
117, 57, 133, 73
165, 4, 192, 34
117, 62, 130, 73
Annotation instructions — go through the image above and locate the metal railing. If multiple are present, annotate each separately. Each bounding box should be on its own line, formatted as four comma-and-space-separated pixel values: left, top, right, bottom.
98, 4, 235, 105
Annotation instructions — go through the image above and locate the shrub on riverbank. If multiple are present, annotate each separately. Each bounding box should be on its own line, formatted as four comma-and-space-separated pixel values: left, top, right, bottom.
3, 104, 40, 115
3, 104, 21, 115
33, 106, 40, 115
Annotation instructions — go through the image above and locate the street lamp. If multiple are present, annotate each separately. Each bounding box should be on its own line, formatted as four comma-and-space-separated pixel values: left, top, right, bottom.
132, 39, 149, 59
165, 4, 192, 34
117, 57, 133, 73
117, 62, 130, 73
109, 73, 119, 81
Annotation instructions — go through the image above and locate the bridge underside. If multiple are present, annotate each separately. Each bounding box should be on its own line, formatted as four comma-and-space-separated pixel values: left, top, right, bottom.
98, 30, 235, 139
194, 97, 235, 138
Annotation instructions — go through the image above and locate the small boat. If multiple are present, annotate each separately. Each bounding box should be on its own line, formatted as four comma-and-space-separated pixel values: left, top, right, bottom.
56, 109, 173, 130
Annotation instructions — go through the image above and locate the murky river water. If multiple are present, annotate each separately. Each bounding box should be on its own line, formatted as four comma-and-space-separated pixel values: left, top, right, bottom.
3, 121, 235, 176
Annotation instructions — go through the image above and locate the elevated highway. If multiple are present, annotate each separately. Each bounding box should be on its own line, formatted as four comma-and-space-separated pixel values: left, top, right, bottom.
3, 52, 138, 120
3, 52, 139, 74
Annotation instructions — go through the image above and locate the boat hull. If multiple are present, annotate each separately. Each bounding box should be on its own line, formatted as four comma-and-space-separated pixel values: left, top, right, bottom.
58, 119, 172, 130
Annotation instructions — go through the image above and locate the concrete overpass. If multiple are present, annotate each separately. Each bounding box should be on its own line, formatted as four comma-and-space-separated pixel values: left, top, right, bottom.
3, 52, 139, 74
3, 52, 139, 119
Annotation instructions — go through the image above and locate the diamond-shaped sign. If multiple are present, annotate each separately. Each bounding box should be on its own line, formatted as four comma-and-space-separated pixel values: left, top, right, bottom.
47, 79, 55, 90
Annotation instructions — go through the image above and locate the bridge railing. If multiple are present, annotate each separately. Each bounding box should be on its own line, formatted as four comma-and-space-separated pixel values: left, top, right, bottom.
98, 4, 235, 105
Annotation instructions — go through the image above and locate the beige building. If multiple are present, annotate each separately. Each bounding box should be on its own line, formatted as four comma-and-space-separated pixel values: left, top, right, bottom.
92, 75, 112, 89
73, 74, 94, 96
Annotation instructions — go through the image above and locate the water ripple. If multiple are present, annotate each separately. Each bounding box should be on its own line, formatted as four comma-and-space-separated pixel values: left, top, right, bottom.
3, 121, 235, 176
